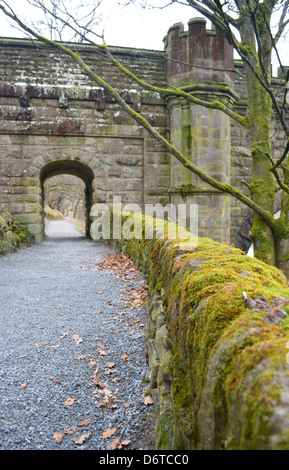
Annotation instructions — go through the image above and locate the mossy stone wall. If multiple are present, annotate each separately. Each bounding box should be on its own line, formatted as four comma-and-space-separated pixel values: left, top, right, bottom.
0, 211, 33, 255
104, 210, 289, 450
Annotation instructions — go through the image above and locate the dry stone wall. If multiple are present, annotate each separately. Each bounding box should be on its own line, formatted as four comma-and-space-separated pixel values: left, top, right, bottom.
106, 210, 289, 450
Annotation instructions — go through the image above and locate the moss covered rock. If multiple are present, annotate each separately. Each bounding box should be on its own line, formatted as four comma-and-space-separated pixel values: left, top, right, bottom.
0, 212, 33, 255
102, 210, 289, 450
44, 205, 63, 221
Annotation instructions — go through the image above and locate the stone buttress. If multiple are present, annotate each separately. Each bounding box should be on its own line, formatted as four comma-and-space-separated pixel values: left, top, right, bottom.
164, 18, 238, 243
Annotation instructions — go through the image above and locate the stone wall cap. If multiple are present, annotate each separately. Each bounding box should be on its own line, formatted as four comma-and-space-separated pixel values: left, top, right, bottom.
188, 17, 207, 24
0, 36, 164, 57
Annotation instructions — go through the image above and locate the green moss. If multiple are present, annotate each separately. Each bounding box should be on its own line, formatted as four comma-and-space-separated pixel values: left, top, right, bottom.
101, 210, 289, 450
44, 205, 63, 221
0, 212, 33, 255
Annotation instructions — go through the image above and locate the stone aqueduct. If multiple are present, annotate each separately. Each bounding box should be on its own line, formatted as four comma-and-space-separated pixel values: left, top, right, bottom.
0, 18, 286, 249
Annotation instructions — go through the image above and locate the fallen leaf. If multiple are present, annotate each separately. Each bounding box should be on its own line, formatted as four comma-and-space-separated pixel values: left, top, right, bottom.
65, 397, 77, 406
64, 426, 78, 435
102, 428, 117, 439
78, 419, 91, 427
35, 342, 43, 348
98, 350, 108, 356
72, 432, 91, 445
124, 403, 131, 408
92, 373, 102, 382
143, 396, 154, 406
72, 334, 83, 344
88, 359, 99, 367
121, 354, 129, 360
60, 332, 68, 339
111, 437, 121, 450
121, 439, 131, 446
105, 362, 116, 368
112, 377, 120, 383
56, 312, 64, 316
105, 369, 117, 375
53, 432, 63, 443
20, 383, 27, 389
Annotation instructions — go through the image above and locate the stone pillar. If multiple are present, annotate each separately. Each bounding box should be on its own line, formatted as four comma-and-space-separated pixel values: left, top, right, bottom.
164, 18, 238, 243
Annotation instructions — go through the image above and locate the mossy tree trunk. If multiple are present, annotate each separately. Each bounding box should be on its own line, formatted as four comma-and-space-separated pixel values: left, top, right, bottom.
247, 71, 277, 266
274, 166, 289, 276
238, 4, 277, 267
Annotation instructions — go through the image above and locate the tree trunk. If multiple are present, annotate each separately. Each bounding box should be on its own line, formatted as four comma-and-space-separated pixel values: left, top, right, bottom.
274, 166, 289, 277
247, 71, 277, 266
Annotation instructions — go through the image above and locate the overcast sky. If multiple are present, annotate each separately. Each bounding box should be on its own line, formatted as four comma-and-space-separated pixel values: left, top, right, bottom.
0, 0, 194, 50
0, 0, 287, 73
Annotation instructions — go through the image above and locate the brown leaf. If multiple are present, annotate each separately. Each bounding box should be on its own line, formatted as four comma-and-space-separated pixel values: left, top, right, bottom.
72, 432, 91, 445
105, 369, 117, 375
121, 439, 131, 447
65, 397, 77, 406
72, 334, 83, 344
105, 362, 116, 368
78, 419, 91, 427
98, 349, 108, 356
102, 427, 117, 439
53, 432, 63, 443
112, 377, 120, 383
64, 426, 78, 435
143, 396, 154, 406
20, 383, 27, 389
88, 359, 99, 367
121, 354, 129, 360
111, 437, 121, 450
60, 332, 68, 339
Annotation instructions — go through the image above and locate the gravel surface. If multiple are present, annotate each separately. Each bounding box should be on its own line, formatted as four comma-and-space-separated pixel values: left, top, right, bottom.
0, 220, 154, 451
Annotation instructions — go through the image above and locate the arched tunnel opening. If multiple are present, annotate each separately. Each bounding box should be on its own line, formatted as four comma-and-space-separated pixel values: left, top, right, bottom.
39, 160, 95, 239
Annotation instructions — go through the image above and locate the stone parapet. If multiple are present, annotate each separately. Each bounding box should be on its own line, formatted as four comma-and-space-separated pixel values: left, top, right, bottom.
103, 210, 289, 450
164, 18, 235, 88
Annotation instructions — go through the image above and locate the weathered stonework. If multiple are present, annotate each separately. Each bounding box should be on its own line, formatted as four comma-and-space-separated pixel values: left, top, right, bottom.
0, 37, 169, 241
106, 210, 289, 450
0, 19, 287, 246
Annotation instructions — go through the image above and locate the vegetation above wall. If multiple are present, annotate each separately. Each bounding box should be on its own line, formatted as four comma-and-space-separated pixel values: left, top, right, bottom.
103, 210, 289, 450
0, 211, 33, 255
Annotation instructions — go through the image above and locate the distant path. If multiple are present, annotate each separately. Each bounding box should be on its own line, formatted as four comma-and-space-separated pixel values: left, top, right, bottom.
0, 219, 154, 450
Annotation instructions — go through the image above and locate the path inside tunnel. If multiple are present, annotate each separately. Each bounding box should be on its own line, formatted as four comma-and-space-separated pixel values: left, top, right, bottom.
0, 219, 154, 450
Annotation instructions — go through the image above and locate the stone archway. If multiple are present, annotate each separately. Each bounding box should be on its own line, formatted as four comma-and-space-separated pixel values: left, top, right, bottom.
40, 160, 95, 239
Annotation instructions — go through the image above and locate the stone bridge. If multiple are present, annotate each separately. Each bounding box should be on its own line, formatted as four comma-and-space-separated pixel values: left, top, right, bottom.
0, 18, 285, 247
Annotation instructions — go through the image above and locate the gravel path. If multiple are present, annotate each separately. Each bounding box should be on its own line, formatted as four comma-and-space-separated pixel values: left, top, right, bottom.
0, 219, 154, 450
